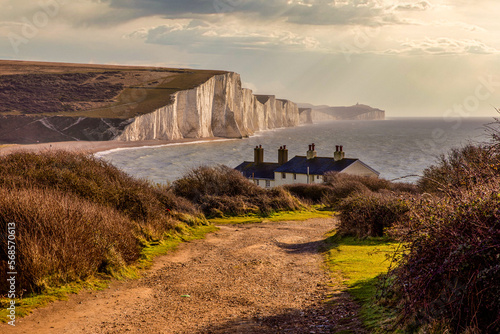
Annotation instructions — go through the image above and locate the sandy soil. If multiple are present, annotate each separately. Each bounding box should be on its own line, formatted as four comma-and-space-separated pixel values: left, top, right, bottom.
0, 138, 232, 156
3, 218, 366, 334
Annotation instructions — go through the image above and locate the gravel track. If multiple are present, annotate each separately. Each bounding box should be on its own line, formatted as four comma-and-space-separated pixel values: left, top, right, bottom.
4, 218, 366, 334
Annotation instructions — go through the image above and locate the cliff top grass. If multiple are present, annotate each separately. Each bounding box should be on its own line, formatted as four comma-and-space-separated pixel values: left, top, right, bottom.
0, 60, 227, 119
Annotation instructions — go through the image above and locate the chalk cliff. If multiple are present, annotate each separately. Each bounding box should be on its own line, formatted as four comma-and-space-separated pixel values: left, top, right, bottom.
298, 103, 385, 123
0, 66, 300, 144
118, 73, 300, 141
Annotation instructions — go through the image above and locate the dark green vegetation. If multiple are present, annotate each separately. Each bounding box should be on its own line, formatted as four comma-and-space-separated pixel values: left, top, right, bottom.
329, 120, 499, 333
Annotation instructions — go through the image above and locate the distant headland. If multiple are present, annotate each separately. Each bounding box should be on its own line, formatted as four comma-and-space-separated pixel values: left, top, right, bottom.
298, 103, 385, 123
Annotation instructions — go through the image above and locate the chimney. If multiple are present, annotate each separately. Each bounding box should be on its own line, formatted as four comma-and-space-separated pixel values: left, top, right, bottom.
334, 145, 345, 161
278, 145, 288, 165
307, 143, 317, 160
254, 145, 264, 164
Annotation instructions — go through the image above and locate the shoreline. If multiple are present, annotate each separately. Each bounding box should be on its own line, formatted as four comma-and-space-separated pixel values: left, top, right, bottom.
0, 137, 233, 156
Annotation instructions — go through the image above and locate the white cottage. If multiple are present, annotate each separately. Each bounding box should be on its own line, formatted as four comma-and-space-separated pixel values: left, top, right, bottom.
235, 144, 379, 188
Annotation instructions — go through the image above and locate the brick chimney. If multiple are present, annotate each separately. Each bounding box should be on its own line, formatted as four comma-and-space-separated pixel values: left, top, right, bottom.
254, 145, 264, 164
334, 145, 345, 161
307, 143, 317, 160
278, 145, 288, 165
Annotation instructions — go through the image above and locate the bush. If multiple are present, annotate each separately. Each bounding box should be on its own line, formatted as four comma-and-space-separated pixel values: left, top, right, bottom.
283, 183, 331, 204
324, 172, 392, 192
0, 187, 139, 294
173, 165, 303, 217
390, 181, 500, 333
418, 144, 500, 194
337, 192, 410, 238
388, 123, 500, 332
0, 151, 201, 238
0, 151, 204, 295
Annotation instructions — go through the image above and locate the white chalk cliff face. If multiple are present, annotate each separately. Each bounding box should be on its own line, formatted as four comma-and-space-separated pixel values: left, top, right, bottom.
118, 72, 300, 141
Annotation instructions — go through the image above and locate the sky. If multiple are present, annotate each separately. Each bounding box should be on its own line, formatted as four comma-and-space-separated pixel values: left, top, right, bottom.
1, 0, 500, 117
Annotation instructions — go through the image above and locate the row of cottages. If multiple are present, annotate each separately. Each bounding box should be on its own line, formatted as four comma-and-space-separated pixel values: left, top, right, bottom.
235, 144, 380, 188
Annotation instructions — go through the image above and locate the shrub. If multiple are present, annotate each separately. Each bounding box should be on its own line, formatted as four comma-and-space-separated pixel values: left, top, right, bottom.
324, 172, 392, 192
173, 165, 303, 217
390, 181, 500, 333
388, 123, 500, 332
283, 183, 331, 204
0, 187, 139, 294
0, 151, 201, 238
389, 181, 419, 194
337, 192, 410, 238
418, 144, 500, 194
322, 181, 371, 207
0, 151, 205, 295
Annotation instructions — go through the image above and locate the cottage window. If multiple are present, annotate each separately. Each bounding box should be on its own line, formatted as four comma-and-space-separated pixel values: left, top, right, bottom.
317, 175, 320, 180
256, 180, 259, 186
266, 180, 271, 187
282, 172, 286, 179
293, 173, 297, 180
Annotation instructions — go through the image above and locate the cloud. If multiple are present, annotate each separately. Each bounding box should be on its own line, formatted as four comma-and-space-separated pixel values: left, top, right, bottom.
393, 1, 431, 11
399, 18, 487, 32
106, 0, 404, 27
433, 20, 486, 32
125, 19, 321, 53
284, 1, 389, 26
387, 37, 500, 55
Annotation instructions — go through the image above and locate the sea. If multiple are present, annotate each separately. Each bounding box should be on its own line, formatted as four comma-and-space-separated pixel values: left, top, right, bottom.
96, 117, 495, 184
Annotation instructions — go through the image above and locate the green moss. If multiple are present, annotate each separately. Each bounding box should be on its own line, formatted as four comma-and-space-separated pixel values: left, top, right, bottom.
324, 232, 400, 332
0, 277, 109, 321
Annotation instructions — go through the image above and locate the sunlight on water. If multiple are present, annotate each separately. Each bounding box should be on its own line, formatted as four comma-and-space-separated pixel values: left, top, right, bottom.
98, 118, 491, 184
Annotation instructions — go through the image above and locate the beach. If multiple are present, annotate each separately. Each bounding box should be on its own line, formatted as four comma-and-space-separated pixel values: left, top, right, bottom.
0, 137, 229, 156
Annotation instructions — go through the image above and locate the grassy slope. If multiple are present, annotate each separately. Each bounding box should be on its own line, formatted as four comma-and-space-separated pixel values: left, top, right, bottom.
0, 60, 227, 119
64, 70, 226, 119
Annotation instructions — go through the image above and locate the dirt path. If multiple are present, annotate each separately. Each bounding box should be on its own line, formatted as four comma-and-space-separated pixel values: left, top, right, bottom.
4, 218, 365, 333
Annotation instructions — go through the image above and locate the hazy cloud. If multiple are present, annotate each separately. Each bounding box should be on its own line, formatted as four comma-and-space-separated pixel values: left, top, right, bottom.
388, 37, 500, 55
394, 1, 431, 11
126, 19, 321, 52
106, 0, 402, 27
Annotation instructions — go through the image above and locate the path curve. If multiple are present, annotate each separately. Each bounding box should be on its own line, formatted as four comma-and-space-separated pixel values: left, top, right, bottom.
4, 218, 365, 333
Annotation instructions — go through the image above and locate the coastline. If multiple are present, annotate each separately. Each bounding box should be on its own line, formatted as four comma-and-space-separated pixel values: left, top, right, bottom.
0, 137, 232, 156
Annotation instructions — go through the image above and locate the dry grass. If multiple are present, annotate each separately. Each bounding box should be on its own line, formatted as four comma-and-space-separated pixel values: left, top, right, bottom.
0, 151, 204, 296
0, 187, 139, 294
173, 165, 303, 217
0, 151, 201, 238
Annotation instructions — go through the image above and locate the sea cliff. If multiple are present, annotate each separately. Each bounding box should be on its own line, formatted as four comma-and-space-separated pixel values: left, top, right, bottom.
118, 73, 299, 141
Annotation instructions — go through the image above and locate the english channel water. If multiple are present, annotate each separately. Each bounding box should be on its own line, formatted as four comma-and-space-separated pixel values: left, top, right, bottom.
97, 117, 494, 184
